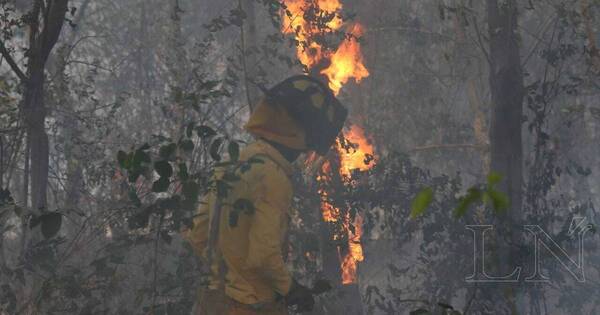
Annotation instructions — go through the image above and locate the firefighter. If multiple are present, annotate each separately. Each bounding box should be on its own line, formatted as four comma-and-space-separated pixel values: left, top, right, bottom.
184, 75, 348, 315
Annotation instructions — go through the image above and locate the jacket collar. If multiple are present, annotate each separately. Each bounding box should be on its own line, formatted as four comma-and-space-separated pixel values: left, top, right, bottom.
252, 140, 294, 177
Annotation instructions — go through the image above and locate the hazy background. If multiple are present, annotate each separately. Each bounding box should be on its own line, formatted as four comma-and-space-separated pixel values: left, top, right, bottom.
1, 0, 600, 314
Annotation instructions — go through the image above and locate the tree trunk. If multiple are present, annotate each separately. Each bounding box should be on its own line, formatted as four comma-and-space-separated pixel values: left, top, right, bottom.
137, 0, 154, 126
24, 68, 49, 211
22, 0, 69, 211
57, 0, 91, 211
18, 1, 69, 312
239, 0, 261, 110
485, 0, 525, 313
167, 0, 187, 137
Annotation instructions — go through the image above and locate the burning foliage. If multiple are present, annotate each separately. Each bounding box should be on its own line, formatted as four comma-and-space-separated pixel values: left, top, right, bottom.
314, 125, 377, 284
281, 0, 369, 95
281, 0, 373, 286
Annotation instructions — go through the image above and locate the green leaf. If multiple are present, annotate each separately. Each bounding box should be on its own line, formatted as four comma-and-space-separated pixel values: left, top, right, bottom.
157, 196, 181, 210
159, 143, 177, 160
229, 210, 240, 227
312, 279, 332, 295
216, 180, 232, 199
233, 198, 255, 215
160, 231, 172, 244
182, 181, 200, 202
222, 172, 241, 182
178, 163, 189, 180
185, 122, 194, 138
128, 187, 142, 207
154, 160, 173, 178
128, 209, 151, 229
210, 138, 224, 162
196, 125, 217, 139
229, 199, 255, 227
179, 139, 195, 152
29, 215, 41, 229
437, 302, 454, 310
152, 177, 170, 192
128, 168, 143, 183
213, 161, 235, 168
247, 156, 265, 165
410, 187, 433, 219
487, 171, 503, 187
453, 188, 482, 218
228, 141, 240, 162
132, 149, 151, 167
410, 309, 430, 315
488, 189, 510, 213
117, 151, 128, 169
39, 212, 62, 239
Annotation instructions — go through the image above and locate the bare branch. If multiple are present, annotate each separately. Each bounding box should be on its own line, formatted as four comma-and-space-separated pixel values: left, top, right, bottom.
0, 40, 28, 82
410, 143, 488, 152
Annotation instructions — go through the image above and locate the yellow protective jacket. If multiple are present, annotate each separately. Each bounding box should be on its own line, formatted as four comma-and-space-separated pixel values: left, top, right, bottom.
185, 139, 294, 305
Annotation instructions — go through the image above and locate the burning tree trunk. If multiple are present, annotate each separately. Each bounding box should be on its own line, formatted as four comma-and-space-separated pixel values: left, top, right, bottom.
313, 126, 375, 315
280, 2, 371, 313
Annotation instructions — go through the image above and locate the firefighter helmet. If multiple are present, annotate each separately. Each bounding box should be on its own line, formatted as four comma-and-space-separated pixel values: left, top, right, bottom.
265, 75, 348, 155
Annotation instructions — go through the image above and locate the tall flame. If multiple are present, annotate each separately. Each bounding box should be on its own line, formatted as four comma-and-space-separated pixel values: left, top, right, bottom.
337, 126, 374, 284
321, 24, 370, 95
315, 126, 376, 284
341, 213, 364, 284
282, 0, 372, 285
281, 0, 369, 95
281, 0, 343, 68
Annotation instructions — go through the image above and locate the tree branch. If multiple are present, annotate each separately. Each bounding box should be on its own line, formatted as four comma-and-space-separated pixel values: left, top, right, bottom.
0, 40, 28, 82
410, 143, 488, 152
39, 0, 69, 64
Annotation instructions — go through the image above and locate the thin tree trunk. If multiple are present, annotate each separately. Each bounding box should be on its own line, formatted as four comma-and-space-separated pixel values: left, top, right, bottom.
487, 0, 524, 221
22, 137, 29, 208
239, 0, 261, 110
138, 0, 153, 126
22, 0, 69, 211
19, 1, 69, 312
168, 0, 187, 136
485, 0, 525, 313
56, 0, 91, 211
581, 0, 600, 72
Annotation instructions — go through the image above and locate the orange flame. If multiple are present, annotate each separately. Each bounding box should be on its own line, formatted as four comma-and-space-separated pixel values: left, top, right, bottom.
281, 0, 343, 68
321, 24, 370, 95
315, 126, 376, 283
338, 124, 377, 178
281, 1, 369, 95
283, 0, 372, 285
341, 213, 364, 284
